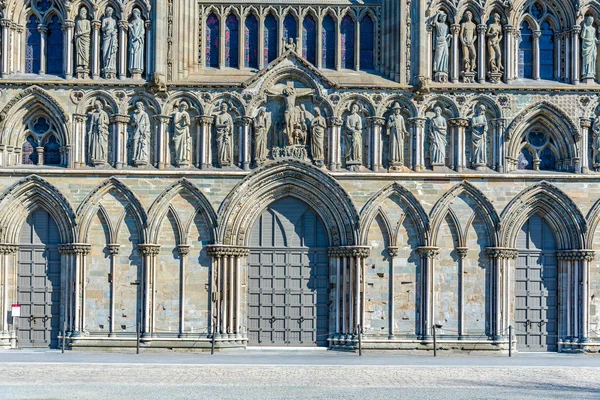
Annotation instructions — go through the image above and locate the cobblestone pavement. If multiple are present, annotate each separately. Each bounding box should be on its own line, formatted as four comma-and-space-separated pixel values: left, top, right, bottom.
0, 352, 599, 399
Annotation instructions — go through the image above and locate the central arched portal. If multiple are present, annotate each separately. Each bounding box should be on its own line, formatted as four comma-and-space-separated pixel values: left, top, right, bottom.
247, 197, 330, 347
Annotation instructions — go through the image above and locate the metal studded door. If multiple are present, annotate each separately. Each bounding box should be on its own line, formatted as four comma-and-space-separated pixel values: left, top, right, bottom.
17, 209, 62, 348
248, 197, 329, 346
514, 214, 558, 352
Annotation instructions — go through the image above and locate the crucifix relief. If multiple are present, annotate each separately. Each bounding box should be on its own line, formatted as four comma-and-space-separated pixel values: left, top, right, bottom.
265, 81, 314, 147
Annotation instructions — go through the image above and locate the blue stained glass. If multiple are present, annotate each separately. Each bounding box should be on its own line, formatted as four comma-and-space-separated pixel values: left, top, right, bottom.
206, 13, 219, 68
302, 15, 316, 65
540, 22, 554, 80
322, 15, 335, 69
43, 135, 61, 165
360, 16, 374, 70
245, 14, 259, 69
283, 14, 297, 42
225, 14, 239, 68
264, 14, 277, 64
47, 15, 63, 75
25, 16, 41, 74
340, 15, 355, 69
518, 22, 533, 79
539, 147, 556, 171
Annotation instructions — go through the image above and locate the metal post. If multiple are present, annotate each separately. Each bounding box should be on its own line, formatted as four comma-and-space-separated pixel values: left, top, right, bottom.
509, 325, 512, 358
136, 322, 140, 354
61, 321, 66, 354
211, 324, 216, 355
358, 324, 362, 356
433, 325, 437, 357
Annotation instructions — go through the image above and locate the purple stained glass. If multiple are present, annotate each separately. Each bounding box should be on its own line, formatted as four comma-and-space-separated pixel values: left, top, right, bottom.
206, 13, 219, 68
47, 15, 64, 75
25, 16, 41, 74
322, 15, 335, 69
283, 14, 297, 42
302, 15, 316, 65
245, 14, 259, 69
360, 16, 374, 70
264, 14, 277, 64
225, 14, 239, 68
340, 15, 355, 70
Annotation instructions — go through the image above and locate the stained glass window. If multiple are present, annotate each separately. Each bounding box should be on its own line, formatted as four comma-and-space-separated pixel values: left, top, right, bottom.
43, 135, 61, 165
322, 15, 335, 69
283, 15, 297, 42
518, 22, 533, 79
206, 13, 219, 68
360, 16, 374, 70
245, 14, 259, 69
25, 16, 41, 74
302, 15, 317, 65
264, 14, 277, 65
340, 15, 355, 70
22, 136, 37, 165
540, 22, 554, 80
225, 14, 239, 68
47, 15, 63, 75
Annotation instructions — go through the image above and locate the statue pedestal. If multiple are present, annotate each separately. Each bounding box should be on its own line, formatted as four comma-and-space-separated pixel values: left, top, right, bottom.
76, 68, 90, 80
92, 159, 106, 167
134, 160, 148, 167
131, 70, 143, 80
582, 77, 596, 85
432, 164, 447, 173
461, 72, 475, 83
473, 163, 487, 171
487, 72, 503, 84
434, 72, 448, 83
389, 162, 410, 172
103, 70, 117, 80
346, 161, 362, 172
313, 159, 325, 168
176, 161, 190, 168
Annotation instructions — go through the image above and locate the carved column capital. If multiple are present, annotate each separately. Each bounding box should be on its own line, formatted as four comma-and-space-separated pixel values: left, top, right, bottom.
107, 244, 120, 255
0, 19, 12, 29
491, 118, 506, 129
37, 25, 48, 34
138, 244, 161, 256
91, 20, 101, 30
449, 117, 469, 128
450, 24, 460, 35
328, 117, 343, 127
118, 20, 129, 30
63, 20, 75, 30
387, 246, 400, 258
328, 246, 371, 259
456, 247, 469, 259
485, 247, 518, 260
59, 243, 91, 255
580, 118, 592, 129
240, 116, 253, 126
477, 24, 487, 34
0, 244, 18, 254
571, 25, 581, 35
111, 114, 130, 124
557, 250, 596, 261
409, 117, 426, 128
367, 116, 386, 127
206, 245, 250, 258
178, 244, 191, 256
533, 30, 542, 39
417, 246, 440, 259
197, 115, 214, 126
154, 114, 171, 124
145, 20, 152, 30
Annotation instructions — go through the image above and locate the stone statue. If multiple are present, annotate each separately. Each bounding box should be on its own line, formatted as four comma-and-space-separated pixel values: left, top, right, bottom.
131, 101, 150, 166
592, 113, 600, 168
128, 9, 145, 78
172, 102, 191, 166
284, 38, 297, 53
517, 152, 529, 170
310, 107, 326, 167
581, 15, 600, 81
387, 102, 410, 169
254, 109, 269, 165
432, 11, 451, 83
460, 11, 477, 75
265, 82, 313, 146
215, 102, 234, 167
75, 7, 91, 77
345, 103, 363, 170
88, 100, 110, 165
486, 13, 504, 76
101, 6, 119, 79
470, 104, 488, 168
428, 106, 447, 166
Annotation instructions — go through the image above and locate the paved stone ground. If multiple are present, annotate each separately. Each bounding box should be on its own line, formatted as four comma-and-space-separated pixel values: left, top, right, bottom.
0, 351, 599, 399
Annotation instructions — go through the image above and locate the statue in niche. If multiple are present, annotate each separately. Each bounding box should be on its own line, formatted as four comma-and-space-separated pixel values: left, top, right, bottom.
88, 100, 110, 165
486, 13, 504, 79
75, 7, 91, 78
265, 82, 314, 146
460, 11, 477, 77
581, 15, 600, 81
345, 103, 363, 170
284, 38, 297, 53
172, 102, 191, 166
387, 102, 410, 170
310, 107, 326, 167
432, 11, 451, 83
254, 108, 269, 165
128, 9, 145, 78
592, 112, 600, 169
214, 102, 234, 167
101, 6, 119, 79
130, 101, 150, 166
428, 106, 447, 166
517, 152, 529, 170
470, 104, 488, 169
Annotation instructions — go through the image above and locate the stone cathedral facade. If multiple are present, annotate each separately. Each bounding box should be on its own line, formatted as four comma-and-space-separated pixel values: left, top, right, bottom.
1, 0, 600, 353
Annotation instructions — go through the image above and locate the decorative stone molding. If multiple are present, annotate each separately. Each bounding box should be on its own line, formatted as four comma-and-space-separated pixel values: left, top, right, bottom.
206, 245, 249, 258
485, 247, 519, 259
138, 244, 160, 256
328, 246, 370, 258
387, 246, 399, 258
58, 243, 91, 255
0, 244, 18, 254
557, 250, 596, 261
417, 246, 439, 258
107, 244, 120, 256
177, 244, 191, 256
456, 247, 469, 259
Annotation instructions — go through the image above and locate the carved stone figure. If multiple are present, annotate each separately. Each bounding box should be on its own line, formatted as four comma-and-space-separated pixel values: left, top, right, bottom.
75, 7, 91, 78
345, 103, 363, 170
517, 152, 529, 170
284, 38, 297, 53
592, 113, 600, 169
486, 13, 504, 79
428, 106, 447, 166
460, 11, 477, 75
470, 104, 488, 168
581, 15, 600, 81
254, 109, 269, 165
215, 102, 234, 167
131, 102, 150, 166
432, 11, 451, 83
101, 6, 119, 79
88, 100, 109, 165
265, 82, 313, 146
387, 102, 410, 169
172, 102, 191, 166
129, 9, 145, 78
310, 107, 326, 166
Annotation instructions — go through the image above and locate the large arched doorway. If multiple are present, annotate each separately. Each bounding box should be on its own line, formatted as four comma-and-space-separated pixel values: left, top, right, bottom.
17, 209, 62, 348
514, 214, 558, 351
247, 197, 329, 346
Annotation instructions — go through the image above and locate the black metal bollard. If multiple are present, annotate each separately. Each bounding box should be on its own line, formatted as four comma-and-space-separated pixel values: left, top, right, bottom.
136, 322, 140, 354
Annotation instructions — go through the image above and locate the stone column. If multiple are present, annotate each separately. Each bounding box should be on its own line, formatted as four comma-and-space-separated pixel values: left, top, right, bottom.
564, 29, 570, 81
138, 244, 160, 339
425, 24, 433, 81
368, 117, 385, 172
491, 118, 506, 172
449, 117, 468, 172
258, 14, 265, 70
105, 244, 120, 337
72, 114, 87, 168
63, 20, 75, 79
118, 21, 128, 79
36, 146, 44, 166
477, 24, 486, 83
533, 30, 541, 80
238, 17, 245, 69
450, 24, 460, 84
154, 115, 171, 169
328, 117, 343, 171
580, 118, 591, 174
207, 245, 249, 340
220, 17, 226, 68
145, 20, 152, 77
38, 25, 48, 75
1, 19, 11, 78
354, 18, 360, 71
91, 20, 101, 79
417, 246, 439, 340
316, 15, 323, 69
111, 114, 129, 169
240, 117, 253, 170
177, 245, 190, 337
504, 25, 514, 83
0, 245, 18, 339
58, 244, 91, 337
409, 117, 426, 171
572, 26, 580, 85
335, 17, 341, 71
456, 247, 468, 339
197, 116, 213, 169
387, 246, 399, 338
486, 247, 518, 341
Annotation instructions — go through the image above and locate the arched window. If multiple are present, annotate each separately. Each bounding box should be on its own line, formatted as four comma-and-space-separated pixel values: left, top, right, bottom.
25, 15, 41, 74
302, 15, 317, 65
283, 15, 297, 43
360, 16, 374, 70
264, 14, 277, 65
206, 13, 219, 68
518, 22, 533, 79
43, 135, 61, 165
225, 14, 239, 68
47, 15, 63, 75
245, 14, 259, 69
22, 135, 37, 165
322, 15, 335, 69
519, 129, 558, 171
340, 15, 355, 69
539, 21, 554, 80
